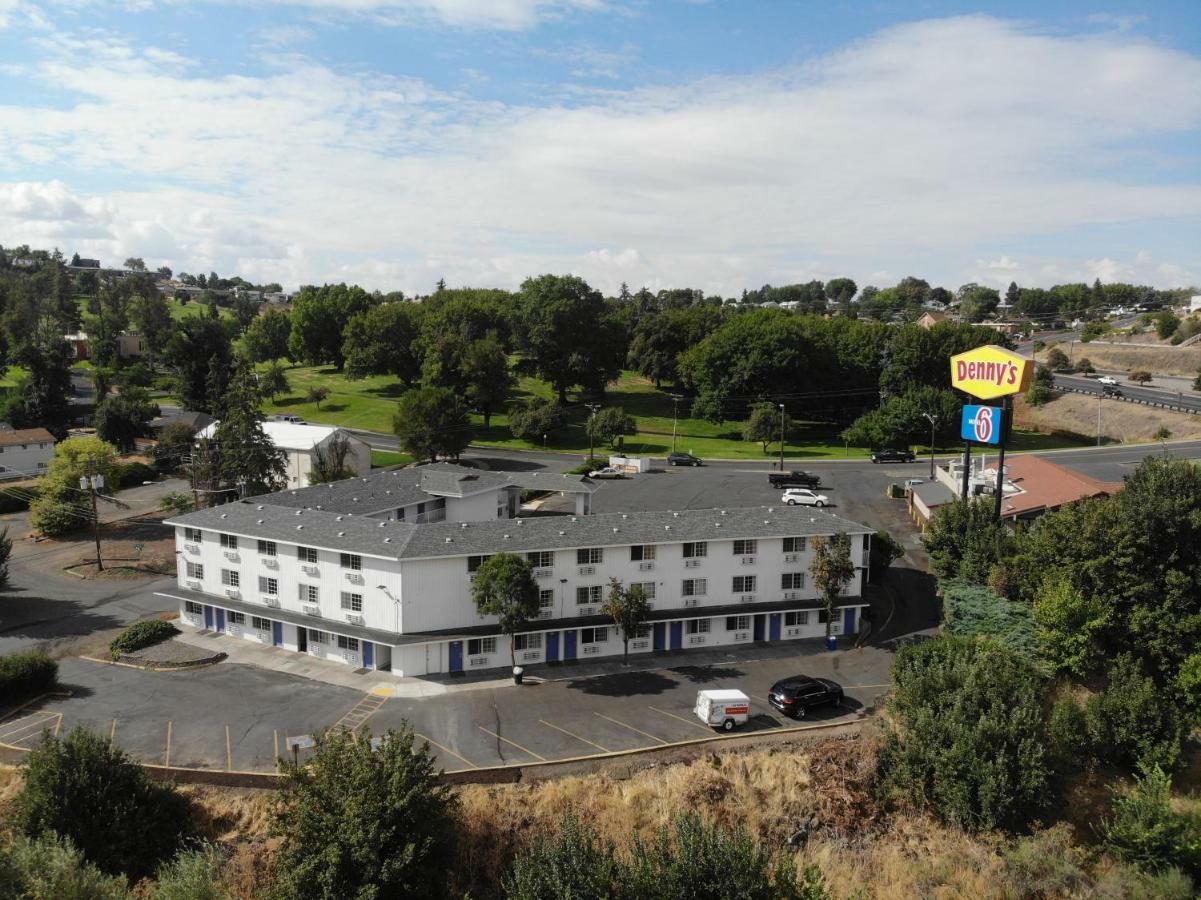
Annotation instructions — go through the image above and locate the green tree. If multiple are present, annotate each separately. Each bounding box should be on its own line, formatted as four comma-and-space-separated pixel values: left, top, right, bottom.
922, 497, 1013, 583
742, 402, 789, 454
94, 389, 159, 453
129, 290, 175, 369
601, 579, 652, 665
1193, 367, 1201, 392
877, 635, 1051, 831
957, 285, 1001, 323
242, 309, 292, 363
15, 728, 192, 879
0, 834, 131, 900
30, 436, 119, 537
1154, 312, 1180, 340
214, 358, 287, 497
0, 526, 11, 587
508, 399, 567, 444
230, 293, 259, 332
259, 360, 290, 401
305, 386, 330, 409
1083, 654, 1190, 771
1044, 347, 1070, 372
471, 552, 540, 670
1099, 764, 1201, 876
810, 533, 854, 644
587, 406, 637, 450
272, 726, 458, 900
288, 283, 376, 370
393, 386, 472, 462
343, 302, 422, 383
503, 810, 624, 900
461, 335, 514, 428
163, 317, 233, 413
824, 277, 857, 309
3, 317, 74, 438
868, 529, 903, 581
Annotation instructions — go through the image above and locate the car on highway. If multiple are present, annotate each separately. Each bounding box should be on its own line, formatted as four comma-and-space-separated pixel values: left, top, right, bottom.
768, 675, 844, 719
781, 488, 829, 507
667, 452, 703, 466
768, 469, 821, 489
587, 466, 625, 479
1103, 386, 1123, 398
871, 448, 916, 464
1097, 375, 1118, 386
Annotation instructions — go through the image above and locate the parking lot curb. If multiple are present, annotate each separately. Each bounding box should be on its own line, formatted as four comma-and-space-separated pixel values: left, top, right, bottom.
78, 653, 228, 672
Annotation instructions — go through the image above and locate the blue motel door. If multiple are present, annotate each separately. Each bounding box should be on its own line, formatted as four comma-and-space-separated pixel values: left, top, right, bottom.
653, 622, 666, 650
546, 632, 560, 663
564, 631, 577, 660
272, 621, 283, 646
203, 605, 213, 629
363, 641, 374, 668
448, 640, 463, 673
843, 608, 857, 635
669, 621, 683, 650
769, 613, 781, 641
215, 608, 225, 632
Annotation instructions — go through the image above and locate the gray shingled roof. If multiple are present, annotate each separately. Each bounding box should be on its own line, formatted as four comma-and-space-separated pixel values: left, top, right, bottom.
251, 462, 597, 518
166, 500, 871, 561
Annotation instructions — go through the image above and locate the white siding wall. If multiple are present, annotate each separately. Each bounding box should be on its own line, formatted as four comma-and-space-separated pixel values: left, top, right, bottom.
444, 490, 504, 523
0, 441, 55, 481
314, 433, 372, 481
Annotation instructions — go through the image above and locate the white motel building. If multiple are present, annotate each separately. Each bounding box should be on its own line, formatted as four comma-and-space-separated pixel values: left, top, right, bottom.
159, 464, 874, 677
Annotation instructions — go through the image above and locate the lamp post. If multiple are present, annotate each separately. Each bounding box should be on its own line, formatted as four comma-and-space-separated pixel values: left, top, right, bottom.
586, 403, 601, 462
377, 585, 401, 632
922, 413, 940, 478
668, 394, 682, 453
777, 403, 785, 471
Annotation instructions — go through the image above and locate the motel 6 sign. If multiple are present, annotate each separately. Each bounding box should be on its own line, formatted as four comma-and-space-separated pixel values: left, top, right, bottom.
949, 344, 1033, 401
961, 405, 1002, 445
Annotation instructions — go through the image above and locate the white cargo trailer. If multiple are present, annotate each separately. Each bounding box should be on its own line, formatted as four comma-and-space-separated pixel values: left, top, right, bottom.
694, 689, 751, 731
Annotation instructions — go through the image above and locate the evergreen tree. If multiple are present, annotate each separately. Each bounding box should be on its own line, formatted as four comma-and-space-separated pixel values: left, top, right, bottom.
204, 354, 229, 419
1005, 280, 1020, 307
4, 317, 74, 439
214, 358, 286, 497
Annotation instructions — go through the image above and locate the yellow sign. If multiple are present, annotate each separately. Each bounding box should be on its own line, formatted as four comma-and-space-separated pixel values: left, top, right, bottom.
949, 345, 1033, 400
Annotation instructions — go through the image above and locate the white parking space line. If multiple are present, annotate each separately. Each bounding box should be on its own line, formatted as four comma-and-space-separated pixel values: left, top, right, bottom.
478, 726, 547, 761
646, 705, 712, 734
415, 732, 478, 770
539, 719, 611, 753
594, 713, 668, 745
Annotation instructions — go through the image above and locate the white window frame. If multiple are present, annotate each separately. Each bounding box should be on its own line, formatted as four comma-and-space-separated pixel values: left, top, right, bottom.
220, 533, 238, 550
630, 544, 656, 561
514, 633, 543, 651
308, 629, 327, 644
184, 600, 204, 615
526, 550, 554, 568
467, 555, 492, 573
336, 635, 360, 651
227, 611, 246, 625
221, 569, 240, 588
251, 616, 270, 630
185, 561, 204, 579
467, 637, 497, 656
258, 540, 277, 557
634, 581, 655, 600
682, 578, 707, 597
733, 539, 757, 555
783, 536, 807, 553
781, 572, 805, 590
184, 527, 202, 543
785, 611, 810, 627
726, 615, 751, 631
340, 553, 362, 571
686, 619, 711, 635
538, 589, 555, 609
575, 585, 602, 605
732, 575, 756, 593
297, 546, 318, 564
299, 584, 319, 604
340, 592, 363, 612
682, 541, 707, 558
259, 576, 278, 595
580, 627, 608, 644
576, 547, 603, 565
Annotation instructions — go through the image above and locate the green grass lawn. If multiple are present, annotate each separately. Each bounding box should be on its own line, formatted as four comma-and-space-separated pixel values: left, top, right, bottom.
371, 450, 414, 468
74, 295, 233, 324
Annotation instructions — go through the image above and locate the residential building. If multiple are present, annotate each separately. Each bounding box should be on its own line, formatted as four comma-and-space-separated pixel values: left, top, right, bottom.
197, 421, 373, 489
150, 408, 216, 435
0, 427, 56, 480
158, 469, 873, 677
916, 310, 947, 329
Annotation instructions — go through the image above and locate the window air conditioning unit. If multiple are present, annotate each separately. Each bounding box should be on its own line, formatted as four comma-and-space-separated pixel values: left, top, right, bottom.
638, 561, 654, 571
184, 543, 200, 554
684, 559, 702, 568
521, 651, 541, 663
577, 606, 596, 616
534, 568, 552, 579
186, 580, 201, 591
629, 640, 649, 651
734, 631, 749, 641
740, 556, 757, 565
783, 553, 799, 563
582, 644, 601, 655
537, 609, 553, 620
739, 594, 756, 604
345, 614, 364, 626
303, 604, 321, 617
302, 565, 319, 577
345, 572, 364, 585
578, 565, 596, 576
468, 656, 490, 667
687, 635, 706, 646
683, 597, 699, 608
223, 551, 239, 562
225, 588, 241, 600
263, 597, 281, 608
783, 591, 800, 601
262, 558, 279, 570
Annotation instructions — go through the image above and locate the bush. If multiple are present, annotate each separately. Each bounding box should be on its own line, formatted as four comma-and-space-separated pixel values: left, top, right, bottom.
272, 726, 459, 899
1083, 654, 1190, 771
1024, 382, 1054, 407
877, 635, 1051, 831
151, 845, 227, 900
0, 834, 130, 899
508, 399, 567, 444
109, 620, 179, 660
1099, 765, 1201, 876
504, 810, 624, 900
0, 651, 58, 704
941, 580, 1041, 665
868, 529, 904, 581
29, 497, 87, 538
14, 727, 193, 879
1129, 370, 1153, 385
1075, 357, 1095, 373
1045, 347, 1071, 371
0, 525, 11, 587
112, 460, 157, 489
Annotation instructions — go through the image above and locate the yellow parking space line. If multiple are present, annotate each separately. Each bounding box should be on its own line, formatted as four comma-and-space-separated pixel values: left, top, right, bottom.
52, 713, 62, 738
594, 712, 668, 745
648, 705, 713, 733
478, 726, 547, 762
415, 732, 478, 770
110, 719, 118, 744
165, 721, 172, 768
539, 719, 610, 753
225, 725, 233, 771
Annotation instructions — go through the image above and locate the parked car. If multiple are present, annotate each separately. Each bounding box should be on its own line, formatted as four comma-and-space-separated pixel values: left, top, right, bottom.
871, 448, 916, 464
767, 469, 821, 489
587, 466, 625, 479
781, 488, 829, 508
273, 414, 307, 424
768, 676, 843, 719
1097, 375, 1118, 386
1103, 386, 1123, 398
667, 452, 703, 466
694, 689, 751, 731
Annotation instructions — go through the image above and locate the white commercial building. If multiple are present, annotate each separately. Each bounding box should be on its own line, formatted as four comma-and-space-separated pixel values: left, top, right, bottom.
0, 427, 56, 481
159, 464, 872, 677
197, 421, 372, 489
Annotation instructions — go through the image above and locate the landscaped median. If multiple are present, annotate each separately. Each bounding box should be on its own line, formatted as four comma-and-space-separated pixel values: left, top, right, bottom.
97, 619, 226, 670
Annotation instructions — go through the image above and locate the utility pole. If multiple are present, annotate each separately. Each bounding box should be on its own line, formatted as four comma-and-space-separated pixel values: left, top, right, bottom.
668, 394, 682, 453
80, 460, 104, 572
922, 413, 940, 478
777, 403, 786, 471
1097, 391, 1102, 447
992, 399, 1010, 521
586, 403, 601, 462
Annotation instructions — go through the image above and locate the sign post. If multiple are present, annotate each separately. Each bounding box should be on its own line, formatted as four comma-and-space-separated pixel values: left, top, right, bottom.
950, 346, 1032, 520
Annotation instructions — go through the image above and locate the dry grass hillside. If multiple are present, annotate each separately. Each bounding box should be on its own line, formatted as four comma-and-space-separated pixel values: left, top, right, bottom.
1046, 342, 1201, 377
1013, 392, 1201, 444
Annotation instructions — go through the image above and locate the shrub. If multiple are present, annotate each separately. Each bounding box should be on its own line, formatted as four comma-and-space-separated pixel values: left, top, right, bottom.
1046, 691, 1093, 772
868, 529, 904, 581
151, 845, 227, 900
0, 834, 130, 899
1155, 312, 1180, 340
14, 727, 192, 878
1075, 357, 1095, 373
941, 580, 1041, 665
1099, 765, 1201, 876
0, 651, 58, 704
1002, 824, 1090, 896
109, 620, 180, 660
877, 635, 1051, 831
508, 399, 567, 443
1024, 382, 1054, 406
29, 497, 87, 538
1129, 370, 1153, 384
504, 810, 625, 900
272, 726, 459, 899
112, 460, 157, 489
1083, 654, 1190, 771
0, 525, 11, 587
1044, 347, 1071, 371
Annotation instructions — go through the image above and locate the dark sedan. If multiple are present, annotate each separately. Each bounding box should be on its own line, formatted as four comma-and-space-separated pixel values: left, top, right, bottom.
871, 448, 916, 463
667, 452, 703, 466
768, 676, 844, 718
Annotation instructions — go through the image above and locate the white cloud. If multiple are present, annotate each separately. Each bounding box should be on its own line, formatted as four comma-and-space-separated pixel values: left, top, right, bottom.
0, 16, 1199, 292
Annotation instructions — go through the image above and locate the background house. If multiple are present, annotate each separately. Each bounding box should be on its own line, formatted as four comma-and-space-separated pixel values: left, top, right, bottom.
197, 421, 372, 488
0, 427, 56, 481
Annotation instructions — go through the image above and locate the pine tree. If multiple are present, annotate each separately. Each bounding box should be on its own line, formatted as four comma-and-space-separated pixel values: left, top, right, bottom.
205, 355, 229, 419
214, 358, 286, 498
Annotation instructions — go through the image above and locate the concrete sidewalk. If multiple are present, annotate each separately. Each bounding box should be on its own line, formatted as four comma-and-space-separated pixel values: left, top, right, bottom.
173, 628, 877, 699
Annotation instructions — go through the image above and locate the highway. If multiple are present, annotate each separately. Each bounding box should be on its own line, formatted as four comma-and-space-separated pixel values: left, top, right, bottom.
1052, 373, 1201, 415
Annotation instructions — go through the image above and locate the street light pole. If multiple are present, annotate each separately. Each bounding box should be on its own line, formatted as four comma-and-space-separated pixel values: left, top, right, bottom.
922, 413, 939, 478
1097, 392, 1102, 447
586, 403, 601, 461
80, 460, 104, 572
777, 403, 785, 471
669, 395, 681, 453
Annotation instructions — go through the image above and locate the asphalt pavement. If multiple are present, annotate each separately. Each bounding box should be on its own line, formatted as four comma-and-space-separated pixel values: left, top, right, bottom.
1053, 373, 1201, 414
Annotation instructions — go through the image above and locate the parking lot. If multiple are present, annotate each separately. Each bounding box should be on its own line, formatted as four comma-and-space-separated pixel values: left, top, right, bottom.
5, 642, 894, 774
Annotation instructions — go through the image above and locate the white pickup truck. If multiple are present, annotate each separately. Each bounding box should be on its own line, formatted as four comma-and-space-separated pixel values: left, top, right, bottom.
1097, 375, 1118, 386
694, 689, 751, 732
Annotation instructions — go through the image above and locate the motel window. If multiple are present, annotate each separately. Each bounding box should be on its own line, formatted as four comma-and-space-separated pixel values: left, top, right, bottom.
467, 555, 492, 573
308, 629, 326, 644
340, 592, 363, 612
184, 528, 202, 543
682, 541, 707, 558
251, 616, 270, 631
581, 627, 608, 644
818, 610, 832, 624
184, 601, 204, 615
633, 625, 651, 639
781, 573, 805, 590
732, 575, 756, 593
783, 537, 807, 553
337, 636, 360, 651
297, 546, 318, 564
732, 539, 757, 555
633, 581, 655, 600
577, 547, 603, 565
258, 576, 278, 595
630, 545, 656, 561
526, 550, 554, 568
726, 615, 751, 631
514, 633, 543, 651
299, 584, 320, 604
467, 637, 496, 656
538, 589, 554, 610
785, 611, 810, 627
227, 611, 246, 626
340, 553, 362, 571
258, 540, 276, 557
221, 569, 239, 588
185, 562, 204, 579
576, 585, 603, 605
220, 534, 238, 550
682, 578, 707, 597
686, 619, 711, 635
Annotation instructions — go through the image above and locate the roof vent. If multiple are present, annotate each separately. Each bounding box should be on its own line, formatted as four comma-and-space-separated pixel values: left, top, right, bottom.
665, 524, 671, 530
316, 505, 323, 510
720, 509, 726, 515
361, 477, 368, 482
256, 519, 264, 525
290, 491, 297, 495
256, 505, 264, 511
558, 530, 566, 536
294, 510, 302, 516
385, 490, 391, 495
461, 522, 469, 529
338, 531, 345, 537
503, 534, 510, 540
767, 507, 773, 513
378, 521, 386, 527
444, 537, 453, 543
352, 498, 358, 502
715, 522, 721, 527
764, 520, 770, 525
297, 524, 304, 530
612, 527, 619, 533
672, 512, 679, 518
810, 517, 816, 523
621, 513, 627, 519
515, 518, 523, 525
336, 516, 343, 522
220, 513, 227, 519
571, 516, 577, 522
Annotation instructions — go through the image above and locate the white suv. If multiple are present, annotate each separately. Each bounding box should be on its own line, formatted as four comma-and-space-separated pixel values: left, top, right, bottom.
781, 488, 829, 508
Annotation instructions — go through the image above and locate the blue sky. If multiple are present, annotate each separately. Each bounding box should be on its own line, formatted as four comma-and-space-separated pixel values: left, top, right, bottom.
0, 0, 1198, 294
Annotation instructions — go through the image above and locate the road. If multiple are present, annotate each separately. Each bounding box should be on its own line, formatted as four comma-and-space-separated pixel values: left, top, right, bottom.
1053, 373, 1201, 415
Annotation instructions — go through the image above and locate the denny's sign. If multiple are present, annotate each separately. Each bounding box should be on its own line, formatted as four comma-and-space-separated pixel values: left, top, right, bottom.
950, 345, 1032, 400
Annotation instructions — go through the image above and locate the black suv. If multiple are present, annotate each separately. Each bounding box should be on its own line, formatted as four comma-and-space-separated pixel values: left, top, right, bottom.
768, 676, 844, 718
871, 448, 916, 464
667, 452, 702, 466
